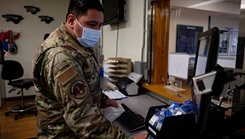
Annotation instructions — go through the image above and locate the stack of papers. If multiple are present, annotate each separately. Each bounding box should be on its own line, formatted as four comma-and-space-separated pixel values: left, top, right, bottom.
103, 90, 127, 100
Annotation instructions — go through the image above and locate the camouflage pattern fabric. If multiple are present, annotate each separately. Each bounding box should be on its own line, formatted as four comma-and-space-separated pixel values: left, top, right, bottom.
33, 23, 131, 139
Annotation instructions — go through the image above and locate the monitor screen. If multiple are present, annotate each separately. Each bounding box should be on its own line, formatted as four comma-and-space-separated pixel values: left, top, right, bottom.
191, 27, 220, 134
102, 0, 126, 25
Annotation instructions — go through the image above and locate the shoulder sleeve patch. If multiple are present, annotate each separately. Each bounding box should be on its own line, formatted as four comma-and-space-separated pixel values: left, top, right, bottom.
57, 66, 77, 85
70, 80, 88, 99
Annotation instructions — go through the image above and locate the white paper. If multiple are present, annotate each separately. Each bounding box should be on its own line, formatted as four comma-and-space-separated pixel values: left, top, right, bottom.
169, 53, 189, 79
101, 104, 125, 122
103, 90, 127, 100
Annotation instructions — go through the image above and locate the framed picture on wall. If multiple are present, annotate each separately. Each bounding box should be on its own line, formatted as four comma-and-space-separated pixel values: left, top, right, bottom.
218, 29, 238, 56
176, 25, 203, 54
229, 30, 238, 55
219, 29, 229, 55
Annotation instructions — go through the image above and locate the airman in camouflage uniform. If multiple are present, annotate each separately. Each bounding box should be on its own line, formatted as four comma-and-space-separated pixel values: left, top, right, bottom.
33, 23, 131, 138
32, 0, 133, 138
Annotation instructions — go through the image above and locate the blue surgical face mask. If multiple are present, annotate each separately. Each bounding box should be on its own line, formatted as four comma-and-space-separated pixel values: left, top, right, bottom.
74, 18, 101, 48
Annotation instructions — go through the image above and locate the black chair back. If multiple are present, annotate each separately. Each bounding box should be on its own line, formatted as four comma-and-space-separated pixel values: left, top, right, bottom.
1, 60, 24, 82
0, 41, 4, 64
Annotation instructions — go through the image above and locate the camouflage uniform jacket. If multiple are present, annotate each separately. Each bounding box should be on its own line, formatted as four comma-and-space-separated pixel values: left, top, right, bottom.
33, 24, 131, 139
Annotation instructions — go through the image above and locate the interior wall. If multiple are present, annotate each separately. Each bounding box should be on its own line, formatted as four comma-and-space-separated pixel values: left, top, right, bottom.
102, 1, 240, 63
169, 7, 240, 54
0, 0, 69, 97
102, 0, 145, 62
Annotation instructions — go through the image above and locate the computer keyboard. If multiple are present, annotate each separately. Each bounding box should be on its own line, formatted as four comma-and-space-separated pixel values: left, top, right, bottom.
116, 103, 145, 133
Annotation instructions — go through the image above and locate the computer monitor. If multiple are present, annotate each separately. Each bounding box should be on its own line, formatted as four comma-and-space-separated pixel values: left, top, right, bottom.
191, 27, 220, 134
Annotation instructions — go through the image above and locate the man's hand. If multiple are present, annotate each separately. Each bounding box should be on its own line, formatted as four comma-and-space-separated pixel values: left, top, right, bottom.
132, 131, 148, 139
102, 98, 119, 108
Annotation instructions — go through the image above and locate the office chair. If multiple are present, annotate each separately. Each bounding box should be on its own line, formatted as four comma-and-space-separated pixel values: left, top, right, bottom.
1, 60, 36, 120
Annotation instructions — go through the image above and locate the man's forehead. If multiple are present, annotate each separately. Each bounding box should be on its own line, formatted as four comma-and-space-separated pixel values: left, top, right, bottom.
79, 9, 103, 22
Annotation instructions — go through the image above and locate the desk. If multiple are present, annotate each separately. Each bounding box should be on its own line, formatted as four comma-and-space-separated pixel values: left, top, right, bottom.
100, 77, 166, 135
114, 94, 166, 135
101, 78, 245, 138
142, 83, 192, 103
100, 78, 166, 117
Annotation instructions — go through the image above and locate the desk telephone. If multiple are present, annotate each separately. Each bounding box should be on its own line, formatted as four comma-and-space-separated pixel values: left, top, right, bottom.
116, 72, 142, 96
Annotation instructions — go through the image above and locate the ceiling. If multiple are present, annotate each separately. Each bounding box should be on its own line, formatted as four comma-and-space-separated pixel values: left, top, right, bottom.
171, 0, 241, 15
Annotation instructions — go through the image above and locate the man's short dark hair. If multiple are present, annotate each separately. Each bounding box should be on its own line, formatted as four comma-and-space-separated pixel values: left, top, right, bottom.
66, 0, 104, 21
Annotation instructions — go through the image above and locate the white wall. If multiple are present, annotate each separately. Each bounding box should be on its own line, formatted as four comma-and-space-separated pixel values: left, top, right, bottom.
102, 0, 145, 62
0, 0, 69, 97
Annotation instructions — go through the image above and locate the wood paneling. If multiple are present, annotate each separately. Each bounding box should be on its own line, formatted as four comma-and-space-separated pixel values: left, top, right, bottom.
152, 0, 170, 84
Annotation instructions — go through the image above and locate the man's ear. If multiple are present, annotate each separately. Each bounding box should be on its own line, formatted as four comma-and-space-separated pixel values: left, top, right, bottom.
67, 14, 76, 28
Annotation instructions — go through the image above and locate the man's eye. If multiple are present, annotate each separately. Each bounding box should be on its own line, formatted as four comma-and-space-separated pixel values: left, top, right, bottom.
88, 24, 96, 27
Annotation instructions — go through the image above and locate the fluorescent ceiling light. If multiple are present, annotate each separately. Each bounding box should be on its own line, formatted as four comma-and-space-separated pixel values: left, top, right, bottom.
188, 0, 225, 8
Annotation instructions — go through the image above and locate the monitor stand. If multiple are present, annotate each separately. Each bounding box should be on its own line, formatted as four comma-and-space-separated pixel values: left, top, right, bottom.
164, 77, 187, 92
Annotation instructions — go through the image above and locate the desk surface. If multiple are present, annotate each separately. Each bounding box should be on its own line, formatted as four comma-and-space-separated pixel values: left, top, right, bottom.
142, 83, 192, 103
114, 94, 166, 135
100, 77, 166, 135
101, 77, 245, 138
101, 76, 192, 103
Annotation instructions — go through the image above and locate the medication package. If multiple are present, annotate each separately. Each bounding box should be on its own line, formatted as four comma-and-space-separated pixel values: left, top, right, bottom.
148, 100, 195, 131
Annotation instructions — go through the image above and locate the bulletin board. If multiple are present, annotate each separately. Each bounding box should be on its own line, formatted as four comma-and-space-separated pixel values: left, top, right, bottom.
176, 25, 203, 54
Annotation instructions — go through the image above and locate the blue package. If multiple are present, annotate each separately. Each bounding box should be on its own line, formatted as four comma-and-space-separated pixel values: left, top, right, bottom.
179, 100, 194, 114
167, 101, 182, 115
152, 108, 166, 131
150, 100, 195, 131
